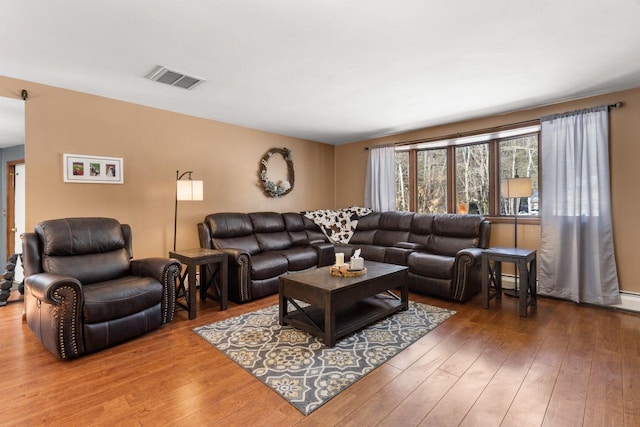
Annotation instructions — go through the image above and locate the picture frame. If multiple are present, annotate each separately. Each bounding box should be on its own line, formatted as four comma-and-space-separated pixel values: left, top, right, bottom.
63, 153, 124, 184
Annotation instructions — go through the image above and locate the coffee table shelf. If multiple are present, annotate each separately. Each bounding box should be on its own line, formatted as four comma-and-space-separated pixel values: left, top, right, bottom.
284, 294, 403, 342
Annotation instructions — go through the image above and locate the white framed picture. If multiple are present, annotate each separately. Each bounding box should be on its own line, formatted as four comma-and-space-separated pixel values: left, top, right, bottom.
63, 153, 124, 184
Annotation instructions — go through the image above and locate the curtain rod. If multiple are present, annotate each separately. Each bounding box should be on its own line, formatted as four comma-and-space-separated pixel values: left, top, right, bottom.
364, 101, 623, 150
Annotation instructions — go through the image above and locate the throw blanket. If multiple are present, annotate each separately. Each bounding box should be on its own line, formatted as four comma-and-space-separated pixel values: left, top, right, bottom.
304, 207, 372, 244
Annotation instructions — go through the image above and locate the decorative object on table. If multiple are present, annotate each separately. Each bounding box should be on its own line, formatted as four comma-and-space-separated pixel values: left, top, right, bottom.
259, 147, 294, 197
349, 248, 365, 271
330, 251, 366, 276
194, 301, 455, 415
330, 248, 366, 276
63, 153, 124, 184
501, 174, 532, 296
174, 170, 204, 251
329, 263, 367, 277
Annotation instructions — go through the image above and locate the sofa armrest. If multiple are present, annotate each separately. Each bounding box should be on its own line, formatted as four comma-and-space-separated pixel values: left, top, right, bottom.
131, 258, 181, 282
216, 248, 251, 264
451, 247, 485, 302
312, 242, 335, 267
455, 247, 484, 264
130, 258, 181, 323
26, 272, 82, 304
213, 248, 252, 302
384, 246, 414, 266
393, 242, 426, 251
25, 273, 84, 359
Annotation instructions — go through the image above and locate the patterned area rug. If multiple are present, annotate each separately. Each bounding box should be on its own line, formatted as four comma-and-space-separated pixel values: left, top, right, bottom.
194, 301, 455, 415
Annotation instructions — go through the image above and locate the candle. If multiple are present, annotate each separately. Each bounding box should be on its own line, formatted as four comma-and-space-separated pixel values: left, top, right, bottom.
335, 252, 344, 266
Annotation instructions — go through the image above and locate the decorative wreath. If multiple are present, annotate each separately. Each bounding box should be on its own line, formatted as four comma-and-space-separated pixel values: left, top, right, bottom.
259, 147, 295, 197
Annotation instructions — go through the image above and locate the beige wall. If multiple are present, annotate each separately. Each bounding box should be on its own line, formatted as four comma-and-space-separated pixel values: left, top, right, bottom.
0, 75, 335, 258
336, 87, 640, 293
3, 72, 639, 293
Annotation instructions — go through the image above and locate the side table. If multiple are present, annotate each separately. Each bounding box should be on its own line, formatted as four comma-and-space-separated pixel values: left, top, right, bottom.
169, 248, 228, 319
482, 247, 537, 317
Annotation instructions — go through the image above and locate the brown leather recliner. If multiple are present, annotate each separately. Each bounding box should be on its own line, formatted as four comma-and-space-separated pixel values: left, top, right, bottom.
22, 217, 181, 359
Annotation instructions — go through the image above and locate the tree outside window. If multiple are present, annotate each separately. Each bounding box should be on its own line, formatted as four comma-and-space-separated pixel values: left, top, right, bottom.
417, 149, 447, 213
499, 134, 539, 215
395, 151, 410, 211
455, 144, 489, 215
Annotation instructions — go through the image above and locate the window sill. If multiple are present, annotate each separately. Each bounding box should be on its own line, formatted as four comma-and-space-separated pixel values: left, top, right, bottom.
486, 216, 541, 225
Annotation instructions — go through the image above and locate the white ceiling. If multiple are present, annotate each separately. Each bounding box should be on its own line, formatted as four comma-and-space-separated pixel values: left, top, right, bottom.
1, 0, 640, 147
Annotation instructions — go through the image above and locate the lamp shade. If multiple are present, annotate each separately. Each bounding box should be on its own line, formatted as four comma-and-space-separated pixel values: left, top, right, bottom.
503, 177, 532, 198
176, 179, 203, 201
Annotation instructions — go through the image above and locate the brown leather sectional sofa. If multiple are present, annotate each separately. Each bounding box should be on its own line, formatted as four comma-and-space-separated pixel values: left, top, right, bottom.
198, 211, 490, 304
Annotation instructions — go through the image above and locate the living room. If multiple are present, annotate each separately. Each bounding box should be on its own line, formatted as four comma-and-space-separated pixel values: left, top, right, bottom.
2, 1, 640, 425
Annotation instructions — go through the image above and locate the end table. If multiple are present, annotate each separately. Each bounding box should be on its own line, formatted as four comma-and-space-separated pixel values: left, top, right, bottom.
481, 247, 537, 317
169, 248, 228, 319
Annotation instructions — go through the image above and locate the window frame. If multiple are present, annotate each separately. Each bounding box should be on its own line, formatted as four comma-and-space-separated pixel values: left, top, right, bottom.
395, 124, 541, 224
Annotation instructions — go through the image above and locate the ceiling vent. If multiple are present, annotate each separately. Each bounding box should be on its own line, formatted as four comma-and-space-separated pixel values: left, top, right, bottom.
145, 65, 205, 90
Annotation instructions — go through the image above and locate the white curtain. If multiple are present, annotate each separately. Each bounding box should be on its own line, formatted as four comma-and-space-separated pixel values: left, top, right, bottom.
364, 145, 396, 212
539, 106, 621, 305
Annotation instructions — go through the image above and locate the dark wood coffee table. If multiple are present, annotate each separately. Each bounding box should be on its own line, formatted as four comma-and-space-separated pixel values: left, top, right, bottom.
278, 261, 408, 347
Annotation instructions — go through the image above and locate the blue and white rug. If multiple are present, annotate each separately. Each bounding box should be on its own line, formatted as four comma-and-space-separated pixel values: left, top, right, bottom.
194, 301, 455, 415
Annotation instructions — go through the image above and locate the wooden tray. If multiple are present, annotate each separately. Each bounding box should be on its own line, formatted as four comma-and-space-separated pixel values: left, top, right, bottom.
330, 265, 367, 277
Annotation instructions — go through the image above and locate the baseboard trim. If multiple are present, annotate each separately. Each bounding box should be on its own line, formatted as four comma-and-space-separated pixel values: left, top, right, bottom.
497, 275, 640, 313
611, 291, 640, 313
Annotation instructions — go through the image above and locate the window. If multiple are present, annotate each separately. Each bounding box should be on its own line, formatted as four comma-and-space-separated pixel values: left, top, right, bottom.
394, 125, 540, 217
455, 144, 489, 215
395, 151, 410, 211
499, 135, 539, 215
417, 149, 447, 213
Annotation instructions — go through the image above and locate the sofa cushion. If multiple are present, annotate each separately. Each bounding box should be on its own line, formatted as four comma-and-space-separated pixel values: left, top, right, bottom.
205, 213, 254, 237
283, 212, 310, 246
408, 252, 454, 279
250, 252, 289, 280
426, 214, 482, 256
37, 217, 126, 256
278, 246, 318, 271
409, 214, 435, 246
250, 212, 286, 233
83, 276, 163, 323
251, 212, 292, 251
350, 212, 380, 245
378, 211, 413, 231
303, 216, 328, 243
36, 218, 130, 284
374, 230, 410, 247
433, 214, 482, 237
205, 213, 262, 255
358, 245, 387, 262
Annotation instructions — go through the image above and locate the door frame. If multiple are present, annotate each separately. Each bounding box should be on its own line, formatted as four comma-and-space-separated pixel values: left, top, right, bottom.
6, 159, 25, 257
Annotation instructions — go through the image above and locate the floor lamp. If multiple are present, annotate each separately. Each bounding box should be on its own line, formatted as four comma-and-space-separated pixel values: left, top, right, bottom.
503, 175, 532, 296
174, 170, 204, 251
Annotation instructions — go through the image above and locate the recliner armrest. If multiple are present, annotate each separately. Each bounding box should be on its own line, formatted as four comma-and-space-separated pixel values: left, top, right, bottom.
26, 272, 82, 304
130, 257, 181, 283
394, 242, 426, 251
25, 273, 84, 359
130, 257, 181, 323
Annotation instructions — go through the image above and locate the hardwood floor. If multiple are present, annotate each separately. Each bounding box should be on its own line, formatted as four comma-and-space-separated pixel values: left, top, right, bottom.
2, 288, 639, 426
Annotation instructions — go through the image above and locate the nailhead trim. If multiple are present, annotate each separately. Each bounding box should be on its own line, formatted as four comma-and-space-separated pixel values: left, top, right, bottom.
53, 286, 79, 359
